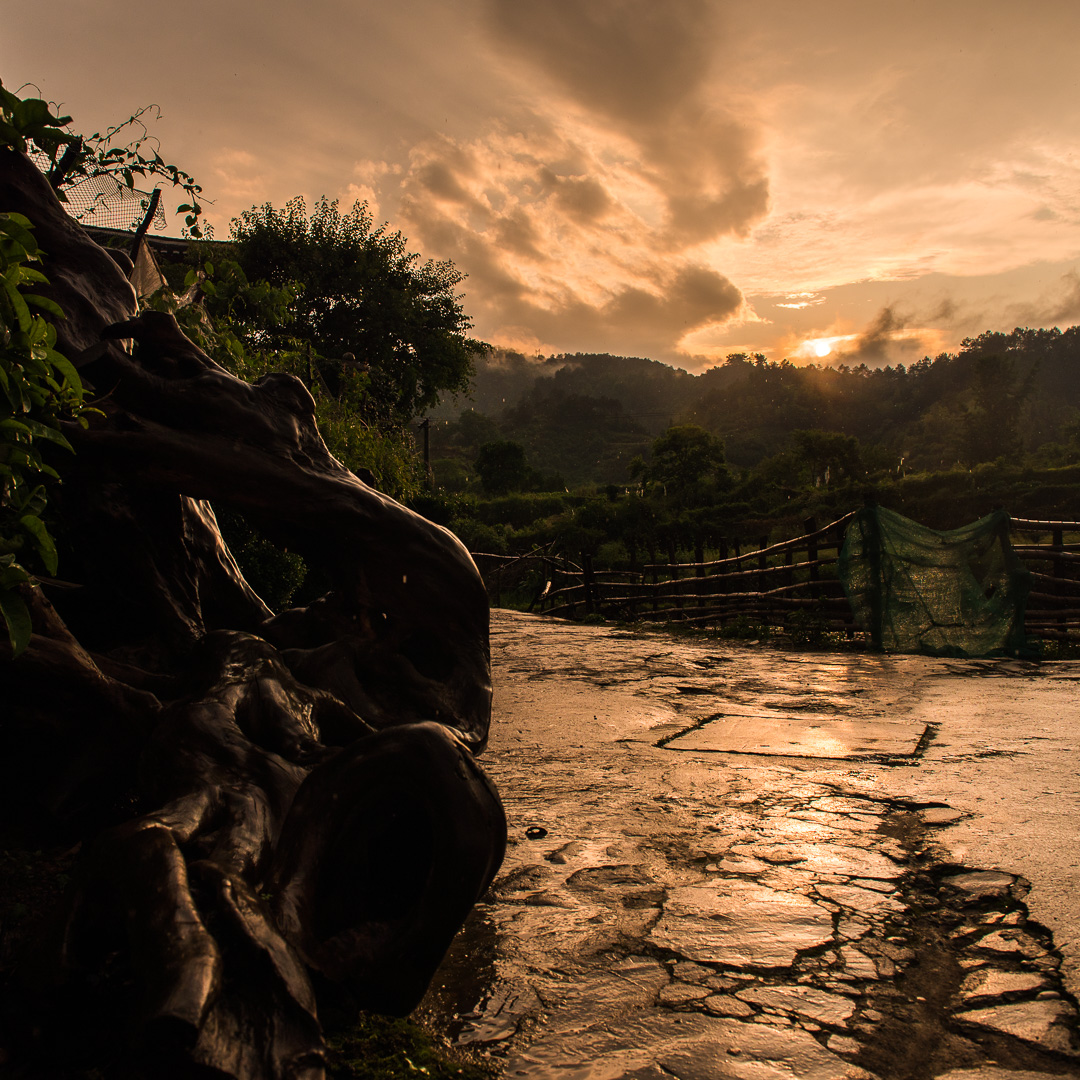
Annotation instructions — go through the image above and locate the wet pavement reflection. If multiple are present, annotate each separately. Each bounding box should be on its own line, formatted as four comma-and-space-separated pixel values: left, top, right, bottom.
419, 612, 1080, 1080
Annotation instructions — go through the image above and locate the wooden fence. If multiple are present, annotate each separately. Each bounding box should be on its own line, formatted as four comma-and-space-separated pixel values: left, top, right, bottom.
1010, 517, 1080, 641
473, 513, 1080, 644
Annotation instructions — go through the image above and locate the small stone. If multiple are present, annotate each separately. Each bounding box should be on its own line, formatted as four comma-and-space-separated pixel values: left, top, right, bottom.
854, 879, 899, 895
960, 969, 1048, 1001
659, 983, 712, 1005
737, 984, 856, 1025
819, 883, 905, 913
837, 918, 873, 941
975, 930, 1046, 959
827, 1034, 861, 1055
862, 1009, 883, 1022
839, 946, 879, 979
670, 961, 712, 984
703, 994, 755, 1018
754, 1013, 794, 1026
955, 999, 1077, 1054
942, 871, 1014, 899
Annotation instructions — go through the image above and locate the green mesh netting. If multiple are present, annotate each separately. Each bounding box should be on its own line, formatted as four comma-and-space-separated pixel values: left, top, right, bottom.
839, 506, 1031, 657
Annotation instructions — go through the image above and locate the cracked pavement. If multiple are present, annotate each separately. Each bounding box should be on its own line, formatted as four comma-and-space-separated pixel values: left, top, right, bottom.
419, 611, 1080, 1080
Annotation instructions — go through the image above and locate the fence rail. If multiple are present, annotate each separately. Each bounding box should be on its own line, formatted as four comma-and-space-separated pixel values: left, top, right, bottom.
472, 510, 1080, 645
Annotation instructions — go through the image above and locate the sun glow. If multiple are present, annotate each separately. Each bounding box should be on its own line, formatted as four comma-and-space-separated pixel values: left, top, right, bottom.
800, 337, 838, 358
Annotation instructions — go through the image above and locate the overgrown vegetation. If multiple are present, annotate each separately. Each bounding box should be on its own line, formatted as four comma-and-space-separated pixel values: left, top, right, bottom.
325, 1014, 495, 1080
0, 82, 94, 654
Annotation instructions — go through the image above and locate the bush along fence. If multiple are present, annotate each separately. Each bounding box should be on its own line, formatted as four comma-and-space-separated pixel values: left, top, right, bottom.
470, 509, 1080, 652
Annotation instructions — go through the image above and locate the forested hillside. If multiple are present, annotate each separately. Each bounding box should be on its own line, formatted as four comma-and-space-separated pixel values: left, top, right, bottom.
418, 329, 1080, 569
429, 329, 1080, 484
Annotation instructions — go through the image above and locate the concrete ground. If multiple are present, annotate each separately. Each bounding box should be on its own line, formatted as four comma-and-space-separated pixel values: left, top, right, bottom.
420, 610, 1080, 1080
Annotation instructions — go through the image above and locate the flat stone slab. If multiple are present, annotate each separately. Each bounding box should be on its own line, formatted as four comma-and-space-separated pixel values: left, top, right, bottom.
955, 999, 1077, 1055
936, 1070, 1076, 1080
735, 984, 856, 1025
960, 968, 1050, 1001
664, 715, 926, 759
943, 871, 1016, 899
502, 1011, 878, 1080
649, 880, 834, 968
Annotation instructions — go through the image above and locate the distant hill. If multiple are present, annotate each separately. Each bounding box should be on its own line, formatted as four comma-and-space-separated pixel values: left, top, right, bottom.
428, 329, 1080, 487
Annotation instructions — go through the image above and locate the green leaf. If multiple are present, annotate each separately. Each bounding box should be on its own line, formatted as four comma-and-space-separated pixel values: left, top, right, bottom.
24, 419, 74, 452
0, 418, 33, 437
47, 352, 83, 394
0, 583, 32, 657
23, 294, 66, 320
19, 513, 58, 575
2, 278, 32, 333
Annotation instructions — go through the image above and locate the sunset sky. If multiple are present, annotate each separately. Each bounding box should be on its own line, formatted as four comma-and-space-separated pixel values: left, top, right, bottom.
6, 1, 1080, 371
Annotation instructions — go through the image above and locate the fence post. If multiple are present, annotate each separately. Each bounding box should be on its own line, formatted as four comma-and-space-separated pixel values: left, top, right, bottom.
651, 547, 659, 612
1054, 527, 1065, 632
583, 553, 596, 615
696, 540, 705, 608
804, 517, 818, 599
667, 540, 681, 609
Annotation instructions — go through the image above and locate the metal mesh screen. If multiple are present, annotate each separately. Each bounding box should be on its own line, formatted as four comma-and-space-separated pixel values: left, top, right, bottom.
29, 150, 167, 232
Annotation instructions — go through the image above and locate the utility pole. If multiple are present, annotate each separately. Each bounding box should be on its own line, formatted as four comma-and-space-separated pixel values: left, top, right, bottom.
420, 417, 432, 490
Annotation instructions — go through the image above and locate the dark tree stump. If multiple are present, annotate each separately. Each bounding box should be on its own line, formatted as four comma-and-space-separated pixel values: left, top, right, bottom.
0, 148, 505, 1079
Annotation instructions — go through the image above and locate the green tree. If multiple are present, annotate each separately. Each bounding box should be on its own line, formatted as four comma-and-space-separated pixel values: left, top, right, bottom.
962, 354, 1035, 464
229, 196, 487, 425
791, 429, 862, 487
643, 424, 730, 507
475, 440, 530, 495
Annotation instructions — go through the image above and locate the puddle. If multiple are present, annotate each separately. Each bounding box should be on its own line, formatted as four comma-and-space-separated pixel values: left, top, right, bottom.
661, 714, 928, 760
421, 612, 1080, 1078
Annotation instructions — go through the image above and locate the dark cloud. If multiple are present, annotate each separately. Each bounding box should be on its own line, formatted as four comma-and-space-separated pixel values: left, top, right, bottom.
538, 168, 613, 223
833, 306, 922, 367
846, 307, 907, 362
416, 160, 476, 204
509, 264, 742, 358
926, 297, 959, 323
1011, 269, 1080, 327
483, 0, 769, 246
485, 0, 715, 125
666, 177, 769, 242
494, 208, 549, 263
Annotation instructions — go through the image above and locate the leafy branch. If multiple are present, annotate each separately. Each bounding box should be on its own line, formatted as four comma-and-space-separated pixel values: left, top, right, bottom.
0, 212, 91, 655
0, 83, 98, 655
5, 80, 210, 238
